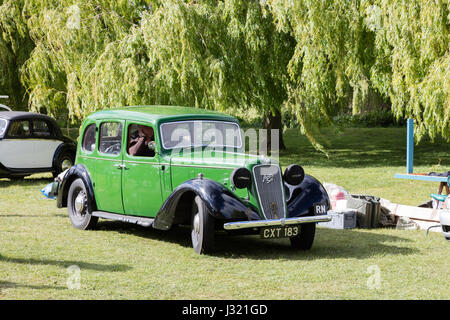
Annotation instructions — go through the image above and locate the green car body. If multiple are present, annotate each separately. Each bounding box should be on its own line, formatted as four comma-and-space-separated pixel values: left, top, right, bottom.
54, 106, 331, 254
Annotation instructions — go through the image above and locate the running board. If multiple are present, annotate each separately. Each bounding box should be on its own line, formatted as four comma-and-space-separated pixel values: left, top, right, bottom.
92, 211, 154, 227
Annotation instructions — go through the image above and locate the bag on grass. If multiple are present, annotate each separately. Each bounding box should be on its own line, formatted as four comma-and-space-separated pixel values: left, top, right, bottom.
40, 182, 56, 200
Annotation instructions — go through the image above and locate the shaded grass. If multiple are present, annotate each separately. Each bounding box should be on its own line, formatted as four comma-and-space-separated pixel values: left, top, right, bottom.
0, 127, 449, 299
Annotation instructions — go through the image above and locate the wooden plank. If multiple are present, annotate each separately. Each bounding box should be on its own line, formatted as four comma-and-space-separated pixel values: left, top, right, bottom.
380, 198, 440, 222
378, 198, 447, 232
394, 173, 449, 183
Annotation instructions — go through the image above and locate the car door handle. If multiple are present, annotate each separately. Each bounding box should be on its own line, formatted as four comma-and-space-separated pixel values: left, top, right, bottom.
114, 164, 128, 170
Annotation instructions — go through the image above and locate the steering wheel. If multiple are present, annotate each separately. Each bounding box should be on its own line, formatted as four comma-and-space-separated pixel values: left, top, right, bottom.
104, 143, 121, 154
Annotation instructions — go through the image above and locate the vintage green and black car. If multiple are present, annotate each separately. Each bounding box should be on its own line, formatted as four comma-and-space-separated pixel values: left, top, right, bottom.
52, 106, 331, 254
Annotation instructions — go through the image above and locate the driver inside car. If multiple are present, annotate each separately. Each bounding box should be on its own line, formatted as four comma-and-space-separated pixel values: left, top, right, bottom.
128, 124, 155, 157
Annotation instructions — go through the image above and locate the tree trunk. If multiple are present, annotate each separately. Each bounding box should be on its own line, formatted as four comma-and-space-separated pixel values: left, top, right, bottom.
263, 109, 286, 153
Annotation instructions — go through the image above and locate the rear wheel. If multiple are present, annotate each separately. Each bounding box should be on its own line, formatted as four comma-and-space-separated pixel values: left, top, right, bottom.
191, 196, 215, 254
290, 223, 316, 250
53, 151, 74, 178
67, 178, 98, 230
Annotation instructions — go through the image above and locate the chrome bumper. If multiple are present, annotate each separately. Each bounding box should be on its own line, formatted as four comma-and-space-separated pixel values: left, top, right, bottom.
223, 214, 332, 230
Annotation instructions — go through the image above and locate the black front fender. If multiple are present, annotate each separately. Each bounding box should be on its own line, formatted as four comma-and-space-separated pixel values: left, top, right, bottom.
56, 164, 97, 211
285, 174, 330, 218
153, 178, 260, 230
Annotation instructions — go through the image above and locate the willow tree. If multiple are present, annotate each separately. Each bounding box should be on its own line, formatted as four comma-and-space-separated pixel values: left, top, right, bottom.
366, 0, 449, 142
0, 0, 33, 109
268, 0, 449, 145
268, 0, 381, 150
85, 0, 294, 148
21, 0, 294, 148
21, 0, 152, 122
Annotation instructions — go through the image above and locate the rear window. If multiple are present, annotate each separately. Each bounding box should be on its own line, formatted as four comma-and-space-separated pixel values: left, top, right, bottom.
82, 124, 96, 152
32, 120, 51, 137
0, 119, 7, 136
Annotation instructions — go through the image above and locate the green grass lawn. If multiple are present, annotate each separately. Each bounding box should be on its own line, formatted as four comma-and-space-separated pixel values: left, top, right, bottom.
0, 127, 449, 299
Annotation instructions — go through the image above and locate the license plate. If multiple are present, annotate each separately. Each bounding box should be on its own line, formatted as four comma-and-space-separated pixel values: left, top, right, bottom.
313, 203, 327, 215
260, 225, 300, 239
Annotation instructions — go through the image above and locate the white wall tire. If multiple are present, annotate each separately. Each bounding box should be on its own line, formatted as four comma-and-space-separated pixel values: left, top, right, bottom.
191, 196, 215, 254
67, 178, 98, 230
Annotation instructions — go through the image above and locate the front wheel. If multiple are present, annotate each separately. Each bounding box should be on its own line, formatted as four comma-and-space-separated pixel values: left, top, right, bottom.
290, 223, 316, 250
191, 195, 215, 254
67, 178, 98, 230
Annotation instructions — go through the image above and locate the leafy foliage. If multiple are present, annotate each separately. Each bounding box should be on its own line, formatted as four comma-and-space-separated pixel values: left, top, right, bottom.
0, 0, 447, 146
0, 0, 33, 109
20, 0, 294, 130
268, 0, 449, 144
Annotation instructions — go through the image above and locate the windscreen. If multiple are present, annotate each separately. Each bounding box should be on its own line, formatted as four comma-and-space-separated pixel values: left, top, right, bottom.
160, 120, 242, 150
0, 119, 8, 137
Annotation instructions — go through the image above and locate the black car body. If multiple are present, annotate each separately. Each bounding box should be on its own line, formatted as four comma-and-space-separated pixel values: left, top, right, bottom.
0, 111, 76, 179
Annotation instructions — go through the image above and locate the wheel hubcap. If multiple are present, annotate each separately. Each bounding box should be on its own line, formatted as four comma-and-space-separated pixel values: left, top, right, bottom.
74, 192, 86, 215
193, 213, 200, 234
61, 159, 73, 171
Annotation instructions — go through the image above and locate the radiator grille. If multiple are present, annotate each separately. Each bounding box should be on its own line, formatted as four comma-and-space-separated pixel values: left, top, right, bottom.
252, 164, 286, 219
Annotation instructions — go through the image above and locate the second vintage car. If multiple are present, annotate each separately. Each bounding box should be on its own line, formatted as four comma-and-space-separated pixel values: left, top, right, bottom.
52, 106, 331, 254
0, 111, 76, 180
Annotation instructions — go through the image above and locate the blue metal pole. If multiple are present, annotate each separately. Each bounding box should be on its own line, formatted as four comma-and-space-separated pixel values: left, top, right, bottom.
406, 119, 414, 174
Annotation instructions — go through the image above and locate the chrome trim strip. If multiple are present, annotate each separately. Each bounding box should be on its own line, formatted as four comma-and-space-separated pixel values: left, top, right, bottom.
79, 155, 232, 169
79, 155, 120, 162
170, 163, 235, 170
252, 163, 287, 219
223, 215, 332, 230
92, 211, 154, 227
123, 160, 160, 165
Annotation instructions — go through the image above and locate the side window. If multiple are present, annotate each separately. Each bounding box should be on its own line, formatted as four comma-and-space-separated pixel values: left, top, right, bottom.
99, 122, 122, 155
82, 124, 96, 152
7, 120, 31, 138
32, 120, 51, 137
127, 124, 155, 157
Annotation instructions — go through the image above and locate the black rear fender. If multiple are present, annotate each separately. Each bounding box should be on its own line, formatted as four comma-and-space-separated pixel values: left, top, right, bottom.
57, 164, 96, 211
52, 143, 76, 169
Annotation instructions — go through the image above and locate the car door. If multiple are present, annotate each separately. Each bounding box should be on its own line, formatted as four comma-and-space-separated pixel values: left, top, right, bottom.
94, 120, 125, 214
121, 121, 163, 217
0, 119, 35, 169
29, 119, 63, 168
